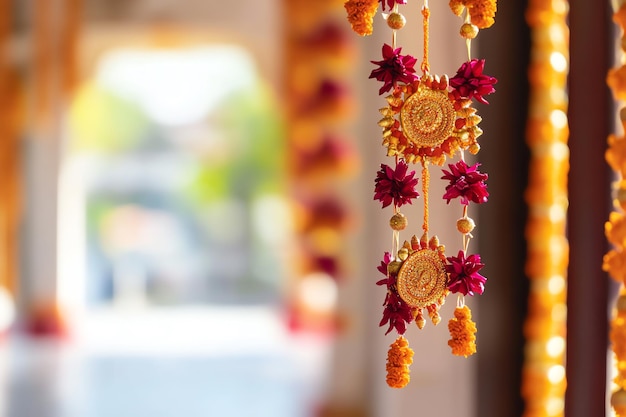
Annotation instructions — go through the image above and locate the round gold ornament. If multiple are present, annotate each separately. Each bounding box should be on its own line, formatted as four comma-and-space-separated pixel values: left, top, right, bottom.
400, 85, 456, 149
396, 248, 448, 308
457, 217, 475, 234
387, 12, 406, 30
390, 212, 408, 231
460, 23, 479, 39
612, 388, 626, 415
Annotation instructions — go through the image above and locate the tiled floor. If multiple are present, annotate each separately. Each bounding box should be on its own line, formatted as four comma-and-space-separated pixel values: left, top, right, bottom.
0, 307, 332, 417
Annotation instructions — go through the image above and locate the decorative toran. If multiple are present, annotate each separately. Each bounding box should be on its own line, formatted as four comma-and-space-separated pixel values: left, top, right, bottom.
344, 0, 497, 388
606, 1, 626, 415
285, 0, 358, 332
520, 0, 569, 416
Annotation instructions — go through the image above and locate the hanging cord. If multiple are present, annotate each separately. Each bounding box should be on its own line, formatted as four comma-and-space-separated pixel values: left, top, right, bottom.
421, 162, 430, 236
465, 10, 472, 61
421, 5, 430, 74
462, 205, 471, 253
391, 4, 399, 48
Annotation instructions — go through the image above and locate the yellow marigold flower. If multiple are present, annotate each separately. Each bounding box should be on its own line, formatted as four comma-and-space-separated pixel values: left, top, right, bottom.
607, 211, 626, 248
608, 65, 626, 101
604, 249, 626, 284
448, 305, 477, 357
386, 336, 413, 388
344, 0, 379, 36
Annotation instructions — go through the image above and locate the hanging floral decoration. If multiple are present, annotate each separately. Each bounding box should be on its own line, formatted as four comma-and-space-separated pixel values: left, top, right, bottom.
606, 2, 626, 415
285, 0, 359, 333
344, 0, 497, 388
520, 0, 569, 416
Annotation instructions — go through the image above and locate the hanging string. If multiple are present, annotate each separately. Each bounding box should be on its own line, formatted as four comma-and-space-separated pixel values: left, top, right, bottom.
421, 162, 430, 235
464, 11, 472, 61
421, 5, 430, 74
462, 205, 471, 253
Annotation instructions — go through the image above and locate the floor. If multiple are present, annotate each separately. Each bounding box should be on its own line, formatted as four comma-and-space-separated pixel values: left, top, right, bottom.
0, 307, 332, 417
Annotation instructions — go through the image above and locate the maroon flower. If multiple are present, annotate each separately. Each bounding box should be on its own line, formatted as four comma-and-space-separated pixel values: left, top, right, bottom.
376, 251, 393, 277
446, 250, 487, 296
369, 44, 419, 95
374, 160, 419, 208
449, 59, 497, 104
379, 0, 407, 11
376, 252, 413, 335
441, 160, 489, 205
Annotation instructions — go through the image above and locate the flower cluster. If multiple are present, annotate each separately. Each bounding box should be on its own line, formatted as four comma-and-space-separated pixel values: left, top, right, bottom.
446, 250, 486, 296
369, 44, 419, 95
447, 305, 477, 357
344, 0, 379, 36
441, 160, 489, 205
376, 252, 414, 335
386, 335, 414, 388
449, 0, 497, 29
450, 59, 497, 104
374, 160, 419, 208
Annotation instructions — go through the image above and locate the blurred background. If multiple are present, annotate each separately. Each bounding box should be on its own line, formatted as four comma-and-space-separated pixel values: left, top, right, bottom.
0, 0, 616, 416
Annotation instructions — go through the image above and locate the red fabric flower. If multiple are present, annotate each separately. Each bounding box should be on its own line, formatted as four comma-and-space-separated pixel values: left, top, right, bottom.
446, 250, 487, 296
379, 0, 407, 11
441, 160, 489, 205
449, 59, 497, 104
374, 160, 419, 208
376, 252, 413, 335
369, 44, 419, 95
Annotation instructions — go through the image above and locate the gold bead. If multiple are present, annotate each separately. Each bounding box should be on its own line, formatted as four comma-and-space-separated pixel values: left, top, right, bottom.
387, 12, 406, 30
460, 23, 479, 39
390, 213, 408, 231
457, 217, 476, 234
388, 260, 402, 276
415, 311, 426, 329
616, 186, 626, 211
612, 389, 626, 414
398, 247, 409, 261
617, 294, 626, 312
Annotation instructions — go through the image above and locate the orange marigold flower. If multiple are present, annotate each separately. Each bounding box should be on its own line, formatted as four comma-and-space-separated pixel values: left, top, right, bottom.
604, 249, 626, 284
448, 305, 477, 357
607, 211, 626, 248
386, 336, 413, 388
612, 315, 626, 361
608, 65, 626, 101
469, 0, 497, 28
449, 0, 497, 29
615, 4, 626, 32
607, 134, 626, 177
344, 0, 379, 36
449, 0, 465, 16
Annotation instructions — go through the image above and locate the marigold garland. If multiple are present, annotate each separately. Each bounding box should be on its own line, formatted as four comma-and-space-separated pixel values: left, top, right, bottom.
285, 0, 358, 333
608, 2, 626, 415
344, 0, 379, 36
344, 0, 497, 388
447, 304, 477, 357
386, 335, 414, 388
520, 1, 569, 416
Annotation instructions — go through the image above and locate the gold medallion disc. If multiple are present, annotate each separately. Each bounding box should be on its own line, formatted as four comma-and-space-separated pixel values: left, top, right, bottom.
396, 248, 448, 308
400, 87, 455, 148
